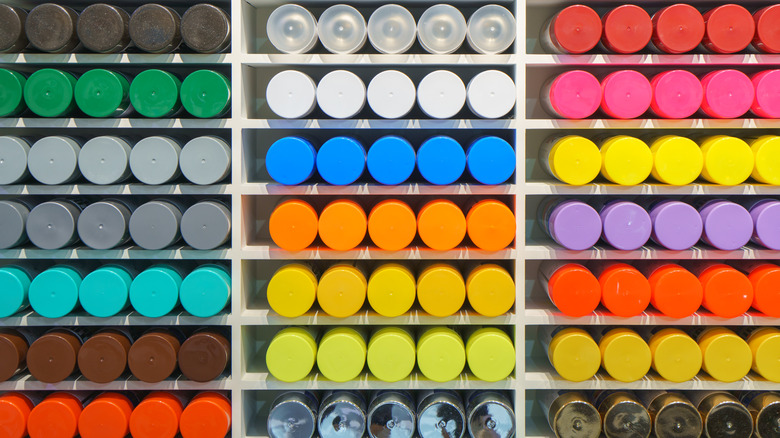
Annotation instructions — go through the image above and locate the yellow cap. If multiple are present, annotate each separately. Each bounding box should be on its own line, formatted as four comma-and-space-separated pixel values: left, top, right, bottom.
266, 327, 317, 382
648, 328, 702, 382
417, 264, 465, 317
698, 327, 752, 383
748, 327, 780, 382
465, 264, 515, 317
750, 136, 780, 184
417, 327, 465, 382
547, 328, 600, 382
465, 327, 515, 382
317, 264, 367, 318
599, 135, 653, 185
547, 136, 601, 185
317, 327, 367, 382
367, 327, 416, 382
700, 135, 754, 185
650, 135, 703, 185
267, 264, 318, 317
599, 328, 651, 383
367, 264, 416, 317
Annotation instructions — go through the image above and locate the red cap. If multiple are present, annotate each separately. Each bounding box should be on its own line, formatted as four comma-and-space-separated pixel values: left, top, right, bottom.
550, 5, 602, 54
598, 263, 651, 317
698, 264, 754, 318
753, 6, 780, 54
78, 393, 134, 438
748, 263, 780, 317
547, 263, 601, 317
0, 393, 35, 438
647, 264, 703, 318
27, 393, 83, 438
651, 4, 705, 54
601, 5, 653, 54
180, 392, 231, 438
702, 4, 755, 54
129, 392, 184, 438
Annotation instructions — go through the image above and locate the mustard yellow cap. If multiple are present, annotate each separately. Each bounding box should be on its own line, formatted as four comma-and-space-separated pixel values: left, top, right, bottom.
417, 264, 465, 317
599, 135, 653, 185
367, 327, 416, 382
700, 135, 754, 185
317, 327, 367, 382
748, 327, 780, 382
599, 328, 651, 383
650, 135, 703, 185
417, 327, 465, 382
266, 327, 317, 382
547, 136, 601, 185
367, 264, 416, 317
317, 264, 367, 318
698, 327, 752, 383
267, 264, 318, 317
548, 327, 600, 382
751, 136, 780, 185
648, 328, 702, 382
465, 327, 515, 382
466, 264, 515, 317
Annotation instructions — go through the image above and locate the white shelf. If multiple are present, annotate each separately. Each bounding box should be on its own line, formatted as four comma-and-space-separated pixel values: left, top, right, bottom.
523, 182, 780, 196
242, 245, 517, 260
244, 119, 517, 129
242, 372, 515, 390
0, 118, 233, 129
242, 53, 517, 65
0, 375, 232, 391
524, 119, 780, 130
0, 247, 232, 260
2, 311, 232, 326
0, 184, 232, 195
0, 53, 233, 64
523, 244, 779, 260
241, 309, 517, 325
526, 53, 780, 65
240, 183, 517, 196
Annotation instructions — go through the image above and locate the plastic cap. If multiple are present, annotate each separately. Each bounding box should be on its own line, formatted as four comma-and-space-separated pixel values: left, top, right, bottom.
77, 201, 131, 250
317, 264, 366, 317
467, 4, 516, 54
129, 136, 181, 185
0, 393, 34, 438
366, 70, 415, 119
699, 200, 753, 250
367, 327, 415, 382
546, 71, 601, 119
417, 136, 465, 185
648, 328, 702, 382
367, 199, 416, 251
128, 201, 182, 250
27, 200, 81, 249
649, 200, 703, 250
699, 328, 752, 382
750, 199, 780, 250
318, 4, 366, 54
545, 263, 600, 317
747, 263, 780, 317
27, 393, 82, 438
181, 4, 231, 54
74, 69, 129, 118
79, 136, 131, 185
0, 136, 29, 185
180, 201, 231, 250
599, 135, 653, 185
601, 5, 652, 54
24, 69, 76, 117
269, 199, 318, 251
179, 393, 232, 438
366, 136, 415, 185
599, 201, 652, 250
180, 136, 231, 185
266, 327, 317, 382
367, 263, 415, 317
181, 70, 231, 118
466, 70, 515, 119
317, 327, 367, 382
29, 266, 81, 318
0, 201, 28, 250
267, 263, 317, 317
700, 70, 753, 119
180, 265, 231, 317
702, 4, 754, 53
79, 266, 132, 317
317, 70, 366, 119
77, 4, 131, 54
417, 199, 467, 250
128, 70, 181, 118
129, 393, 184, 438
417, 327, 465, 382
545, 135, 601, 185
751, 135, 780, 184
318, 200, 367, 250
748, 328, 780, 382
316, 136, 365, 185
266, 137, 317, 185
548, 328, 600, 382
598, 263, 651, 317
650, 135, 703, 185
367, 5, 416, 54
466, 137, 515, 185
545, 200, 602, 250
751, 70, 780, 118
651, 4, 705, 53
753, 6, 780, 53
466, 264, 515, 317
129, 266, 181, 318
0, 267, 30, 317
417, 4, 466, 54
267, 4, 318, 54
600, 70, 652, 120
550, 5, 601, 53
600, 328, 651, 382
128, 4, 182, 53
267, 70, 317, 119
0, 6, 27, 53
417, 70, 466, 119
466, 328, 515, 381
78, 393, 133, 438
466, 199, 515, 251
647, 264, 703, 318
650, 70, 703, 119
417, 264, 465, 317
0, 69, 26, 117
698, 264, 753, 318
28, 136, 80, 185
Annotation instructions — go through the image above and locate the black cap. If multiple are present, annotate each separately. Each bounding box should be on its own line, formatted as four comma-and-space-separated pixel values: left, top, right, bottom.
181, 4, 230, 54
26, 3, 80, 53
129, 4, 181, 53
0, 5, 28, 53
77, 4, 131, 53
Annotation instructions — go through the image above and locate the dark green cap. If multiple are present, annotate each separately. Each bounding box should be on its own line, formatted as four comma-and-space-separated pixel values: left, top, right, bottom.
180, 70, 231, 118
0, 69, 25, 117
23, 69, 77, 118
129, 69, 181, 118
75, 69, 130, 118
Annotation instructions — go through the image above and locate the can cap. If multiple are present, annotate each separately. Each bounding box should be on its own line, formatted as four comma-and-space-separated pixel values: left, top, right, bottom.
417, 136, 465, 185
27, 200, 81, 249
80, 266, 132, 317
74, 69, 130, 118
317, 264, 366, 317
269, 199, 318, 251
78, 393, 133, 438
317, 327, 367, 382
77, 4, 131, 54
651, 4, 705, 53
25, 4, 78, 53
129, 266, 181, 317
0, 5, 28, 53
0, 329, 27, 381
417, 264, 465, 317
601, 5, 652, 54
598, 263, 650, 317
466, 327, 515, 382
0, 201, 27, 250
180, 392, 232, 438
368, 199, 416, 251
316, 136, 366, 185
753, 6, 780, 53
649, 200, 703, 251
700, 70, 753, 119
750, 200, 780, 250
748, 327, 780, 382
702, 4, 754, 53
178, 330, 230, 382
466, 4, 516, 55
366, 70, 415, 119
748, 263, 780, 317
128, 4, 181, 53
129, 136, 181, 185
180, 264, 231, 317
27, 393, 82, 438
266, 4, 318, 54
316, 70, 365, 119
417, 199, 467, 250
751, 136, 780, 184
599, 135, 653, 185
266, 137, 316, 185
545, 136, 601, 185
24, 69, 76, 117
27, 329, 81, 383
0, 136, 28, 185
129, 201, 182, 250
546, 200, 602, 251
466, 199, 515, 251
77, 329, 131, 383
28, 136, 80, 185
698, 264, 753, 318
417, 70, 466, 119
0, 393, 34, 438
417, 4, 466, 54
466, 264, 514, 317
547, 71, 601, 119
650, 70, 703, 119
417, 327, 465, 382
366, 136, 415, 185
0, 267, 30, 318
648, 328, 702, 382
466, 137, 515, 185
367, 263, 415, 317
647, 264, 703, 318
318, 200, 367, 251
29, 266, 81, 318
548, 328, 600, 382
545, 263, 600, 317
129, 70, 181, 118
317, 4, 366, 54
181, 70, 231, 118
367, 327, 415, 382
78, 136, 131, 185
649, 135, 703, 185
267, 263, 317, 317
127, 329, 181, 383
600, 70, 652, 120
77, 201, 131, 250
266, 327, 317, 382
700, 200, 753, 250
266, 70, 316, 119
181, 4, 231, 54
466, 70, 516, 119
550, 5, 601, 54
600, 328, 651, 382
129, 392, 184, 438
699, 328, 752, 382
0, 69, 25, 117
367, 5, 416, 54
599, 201, 652, 251
181, 201, 231, 250
180, 136, 231, 185
752, 70, 780, 119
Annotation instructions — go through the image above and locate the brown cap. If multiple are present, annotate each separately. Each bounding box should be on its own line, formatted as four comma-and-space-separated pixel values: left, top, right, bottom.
128, 328, 181, 383
0, 329, 29, 381
78, 329, 131, 383
77, 4, 131, 54
0, 5, 28, 53
129, 4, 181, 53
27, 329, 82, 383
178, 329, 230, 382
181, 4, 230, 54
25, 3, 80, 53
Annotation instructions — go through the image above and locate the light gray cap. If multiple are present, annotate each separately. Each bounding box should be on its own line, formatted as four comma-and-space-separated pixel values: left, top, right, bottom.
26, 199, 81, 249
129, 136, 181, 185
129, 200, 183, 249
78, 136, 132, 185
180, 136, 231, 185
181, 201, 231, 250
0, 200, 29, 249
0, 136, 30, 185
77, 200, 132, 249
27, 136, 82, 185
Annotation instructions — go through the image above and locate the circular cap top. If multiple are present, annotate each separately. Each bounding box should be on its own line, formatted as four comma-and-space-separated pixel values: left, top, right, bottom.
77, 201, 131, 250
27, 394, 82, 438
28, 266, 81, 318
598, 263, 651, 317
80, 266, 133, 317
317, 327, 367, 382
600, 70, 652, 120
650, 135, 703, 185
77, 330, 131, 383
703, 4, 754, 53
467, 136, 515, 185
649, 328, 702, 382
752, 200, 780, 249
26, 201, 80, 250
600, 201, 652, 250
266, 327, 317, 382
129, 201, 182, 250
417, 70, 466, 119
28, 136, 80, 185
79, 136, 131, 185
751, 135, 780, 184
367, 263, 415, 317
0, 201, 27, 249
416, 327, 465, 382
465, 328, 515, 382
754, 397, 780, 438
78, 393, 134, 438
652, 4, 705, 54
748, 264, 780, 317
650, 70, 703, 119
129, 136, 181, 185
127, 330, 180, 383
649, 200, 703, 251
23, 69, 76, 118
268, 395, 317, 438
748, 328, 780, 382
318, 200, 367, 250
0, 69, 25, 117
181, 4, 230, 54
754, 6, 780, 53
266, 70, 316, 119
317, 264, 367, 317
367, 5, 416, 54
317, 70, 366, 119
466, 199, 515, 251
599, 135, 653, 185
647, 264, 703, 318
267, 4, 317, 54
417, 135, 466, 185
417, 264, 466, 317
180, 201, 231, 250
178, 331, 230, 382
550, 5, 601, 53
316, 136, 366, 185
0, 329, 27, 380
27, 330, 80, 382
547, 70, 601, 119
0, 5, 27, 53
129, 70, 181, 118
0, 267, 30, 318
266, 136, 316, 185
179, 393, 232, 438
368, 328, 416, 382
417, 199, 467, 250
551, 398, 601, 438
466, 264, 514, 317
547, 328, 600, 382
752, 70, 780, 118
417, 4, 466, 54
701, 70, 754, 119
26, 4, 78, 53
74, 69, 129, 118
129, 266, 182, 318
467, 70, 516, 119
318, 4, 367, 54
0, 136, 29, 185
269, 199, 318, 251
700, 200, 753, 250
181, 70, 231, 118
367, 70, 416, 119
180, 136, 231, 185
180, 265, 231, 317
602, 5, 652, 54
129, 393, 184, 438
267, 263, 317, 317
368, 199, 416, 251
366, 135, 415, 185
546, 199, 602, 250
546, 135, 601, 185
699, 329, 752, 382
0, 393, 34, 438
467, 4, 516, 54
129, 4, 181, 53
77, 4, 130, 54
600, 328, 652, 382
546, 263, 600, 317
699, 265, 753, 318
705, 402, 753, 438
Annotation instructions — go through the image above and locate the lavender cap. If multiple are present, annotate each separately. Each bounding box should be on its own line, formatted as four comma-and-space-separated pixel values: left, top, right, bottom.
599, 201, 652, 250
750, 199, 780, 250
699, 200, 753, 250
546, 200, 602, 251
649, 200, 703, 250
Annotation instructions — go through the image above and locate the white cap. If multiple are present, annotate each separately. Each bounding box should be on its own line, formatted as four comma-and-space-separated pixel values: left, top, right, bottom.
180, 136, 231, 185
467, 4, 516, 54
467, 70, 516, 119
318, 4, 367, 54
0, 136, 29, 185
78, 136, 132, 185
417, 70, 466, 119
316, 70, 366, 119
367, 70, 416, 119
267, 4, 318, 54
130, 136, 181, 185
417, 4, 467, 54
367, 4, 416, 54
266, 70, 317, 119
28, 136, 81, 185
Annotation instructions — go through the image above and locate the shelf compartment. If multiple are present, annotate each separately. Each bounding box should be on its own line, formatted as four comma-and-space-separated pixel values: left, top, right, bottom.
0, 374, 232, 391
0, 311, 232, 326
242, 372, 515, 390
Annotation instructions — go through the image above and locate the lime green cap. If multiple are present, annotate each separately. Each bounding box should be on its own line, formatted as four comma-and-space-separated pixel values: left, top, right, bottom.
75, 69, 130, 118
24, 69, 76, 117
417, 327, 465, 382
0, 69, 26, 117
367, 327, 415, 382
466, 327, 515, 382
317, 327, 366, 382
129, 69, 181, 118
180, 70, 231, 118
266, 327, 317, 382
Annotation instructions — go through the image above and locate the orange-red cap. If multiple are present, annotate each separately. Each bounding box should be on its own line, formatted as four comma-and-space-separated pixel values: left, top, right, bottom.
0, 392, 35, 438
598, 263, 651, 317
647, 264, 703, 318
27, 392, 83, 438
318, 200, 367, 251
368, 199, 417, 251
698, 264, 754, 318
748, 263, 780, 317
180, 392, 231, 438
417, 199, 466, 251
466, 199, 515, 251
547, 264, 601, 317
269, 199, 318, 251
78, 393, 133, 438
129, 392, 184, 438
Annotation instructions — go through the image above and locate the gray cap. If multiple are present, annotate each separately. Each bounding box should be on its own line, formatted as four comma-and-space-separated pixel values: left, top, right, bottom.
0, 200, 29, 249
79, 136, 132, 185
129, 200, 182, 250
181, 201, 231, 250
0, 136, 30, 185
130, 136, 181, 185
28, 136, 81, 185
180, 136, 231, 185
77, 200, 132, 249
26, 200, 81, 249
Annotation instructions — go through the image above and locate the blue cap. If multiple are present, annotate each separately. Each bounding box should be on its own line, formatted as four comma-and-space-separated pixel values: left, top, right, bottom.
79, 266, 133, 317
29, 266, 82, 318
366, 136, 416, 185
467, 137, 515, 185
266, 137, 317, 185
316, 136, 366, 185
129, 265, 182, 318
0, 266, 31, 318
180, 265, 231, 317
417, 136, 466, 185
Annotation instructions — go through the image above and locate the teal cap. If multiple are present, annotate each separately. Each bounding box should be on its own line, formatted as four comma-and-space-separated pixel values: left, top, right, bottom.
129, 265, 182, 318
75, 69, 130, 118
79, 265, 132, 317
29, 266, 82, 318
180, 70, 231, 118
129, 69, 181, 118
0, 266, 31, 317
0, 69, 26, 117
180, 264, 231, 317
23, 69, 77, 117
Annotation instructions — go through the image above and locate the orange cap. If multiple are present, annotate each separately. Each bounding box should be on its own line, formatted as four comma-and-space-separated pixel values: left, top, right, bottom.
647, 264, 703, 318
78, 393, 133, 438
269, 199, 318, 251
417, 199, 466, 251
0, 392, 35, 438
698, 264, 753, 318
546, 264, 601, 317
129, 392, 184, 438
368, 199, 417, 251
27, 392, 83, 438
180, 392, 231, 438
598, 263, 651, 317
748, 263, 780, 317
466, 199, 515, 251
318, 200, 367, 251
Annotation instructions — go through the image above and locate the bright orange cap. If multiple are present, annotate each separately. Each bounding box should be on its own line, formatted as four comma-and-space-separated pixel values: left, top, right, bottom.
269, 199, 318, 251
0, 393, 34, 438
748, 263, 780, 317
78, 393, 133, 438
27, 393, 83, 438
129, 392, 184, 438
598, 263, 651, 317
466, 199, 516, 251
368, 199, 417, 251
417, 199, 466, 250
547, 264, 601, 317
180, 392, 232, 438
318, 200, 367, 251
698, 264, 753, 318
647, 264, 703, 318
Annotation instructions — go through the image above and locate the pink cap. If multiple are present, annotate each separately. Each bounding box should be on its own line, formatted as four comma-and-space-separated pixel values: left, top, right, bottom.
702, 4, 755, 53
601, 5, 653, 54
601, 70, 652, 119
752, 70, 780, 118
650, 70, 703, 119
550, 5, 602, 54
651, 4, 705, 54
547, 70, 601, 119
700, 70, 754, 119
753, 6, 780, 54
